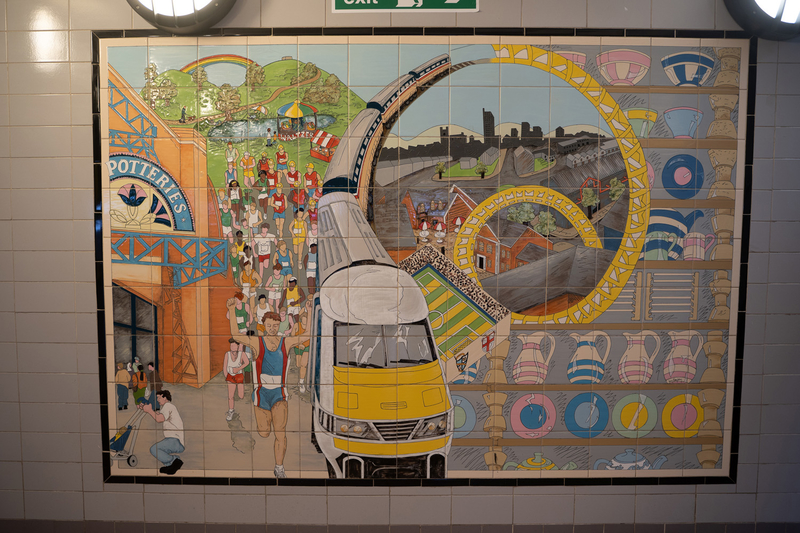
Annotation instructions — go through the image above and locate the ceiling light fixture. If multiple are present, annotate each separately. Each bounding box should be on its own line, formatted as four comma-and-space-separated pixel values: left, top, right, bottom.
724, 0, 800, 39
127, 0, 237, 35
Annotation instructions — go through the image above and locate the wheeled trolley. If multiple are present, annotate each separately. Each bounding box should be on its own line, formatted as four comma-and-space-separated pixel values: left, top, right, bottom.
109, 409, 147, 468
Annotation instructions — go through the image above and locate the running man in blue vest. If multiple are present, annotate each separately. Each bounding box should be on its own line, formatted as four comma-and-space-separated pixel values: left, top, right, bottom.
226, 297, 308, 478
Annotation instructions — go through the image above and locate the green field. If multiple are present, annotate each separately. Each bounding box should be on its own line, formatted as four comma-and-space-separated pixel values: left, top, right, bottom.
141, 59, 368, 189
444, 157, 500, 178
533, 157, 556, 173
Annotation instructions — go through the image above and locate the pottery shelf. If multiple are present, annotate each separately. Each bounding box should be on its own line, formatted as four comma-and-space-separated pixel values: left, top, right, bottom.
634, 260, 732, 270
650, 199, 736, 209
635, 138, 738, 150
603, 85, 740, 95
451, 437, 725, 447
510, 321, 729, 330
449, 382, 728, 392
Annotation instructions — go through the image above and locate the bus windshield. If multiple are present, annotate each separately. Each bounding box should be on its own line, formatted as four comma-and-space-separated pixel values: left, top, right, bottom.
334, 322, 436, 369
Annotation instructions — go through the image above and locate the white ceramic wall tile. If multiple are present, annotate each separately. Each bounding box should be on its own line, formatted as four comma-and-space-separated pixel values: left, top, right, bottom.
715, 0, 742, 30
9, 126, 71, 157
265, 494, 327, 524
9, 94, 71, 126
7, 31, 69, 63
325, 9, 391, 28
8, 62, 71, 94
0, 432, 22, 462
16, 312, 76, 343
204, 494, 266, 523
0, 490, 24, 519
0, 64, 8, 94
14, 281, 75, 313
13, 251, 75, 282
69, 0, 132, 30
17, 342, 78, 373
389, 495, 451, 525
24, 490, 84, 520
0, 283, 11, 312
457, 0, 523, 27
0, 462, 23, 490
587, 0, 651, 28
213, 0, 261, 28
143, 493, 205, 523
7, 0, 70, 31
652, 0, 714, 29
261, 0, 325, 27
328, 495, 391, 524
69, 31, 92, 63
392, 11, 456, 26
83, 492, 145, 522
22, 462, 83, 492
522, 0, 588, 28
452, 495, 513, 524
0, 373, 19, 402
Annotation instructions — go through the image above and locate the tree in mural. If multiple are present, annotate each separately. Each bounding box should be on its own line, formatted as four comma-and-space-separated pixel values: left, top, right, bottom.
507, 203, 537, 226
608, 177, 626, 201
142, 63, 160, 108
581, 186, 600, 218
304, 74, 342, 104
534, 211, 557, 236
474, 161, 488, 179
191, 65, 208, 88
245, 63, 265, 90
435, 161, 447, 179
291, 62, 319, 85
215, 83, 241, 122
158, 79, 178, 107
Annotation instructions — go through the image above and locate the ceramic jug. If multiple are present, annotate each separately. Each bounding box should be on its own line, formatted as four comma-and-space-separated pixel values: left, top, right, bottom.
512, 333, 556, 385
593, 449, 668, 470
683, 232, 716, 261
618, 330, 661, 385
641, 231, 678, 261
503, 453, 578, 471
646, 209, 705, 260
664, 330, 704, 383
567, 331, 611, 384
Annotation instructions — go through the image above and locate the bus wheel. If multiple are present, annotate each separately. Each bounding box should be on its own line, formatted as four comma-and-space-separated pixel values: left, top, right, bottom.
429, 454, 446, 479
345, 459, 363, 479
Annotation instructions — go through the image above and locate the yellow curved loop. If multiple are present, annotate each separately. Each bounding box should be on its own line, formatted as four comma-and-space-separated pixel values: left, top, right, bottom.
456, 44, 651, 325
453, 187, 600, 276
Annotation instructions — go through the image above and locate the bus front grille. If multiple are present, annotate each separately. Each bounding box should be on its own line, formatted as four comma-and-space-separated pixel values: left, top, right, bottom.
373, 420, 419, 441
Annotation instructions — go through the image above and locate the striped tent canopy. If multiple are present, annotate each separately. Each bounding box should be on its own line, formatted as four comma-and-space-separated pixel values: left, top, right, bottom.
311, 129, 340, 148
277, 100, 318, 118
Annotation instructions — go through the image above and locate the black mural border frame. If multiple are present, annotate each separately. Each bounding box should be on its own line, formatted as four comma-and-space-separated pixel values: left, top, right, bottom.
93, 28, 756, 487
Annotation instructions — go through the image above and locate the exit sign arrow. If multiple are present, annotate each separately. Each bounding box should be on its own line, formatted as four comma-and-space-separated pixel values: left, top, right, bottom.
332, 0, 479, 12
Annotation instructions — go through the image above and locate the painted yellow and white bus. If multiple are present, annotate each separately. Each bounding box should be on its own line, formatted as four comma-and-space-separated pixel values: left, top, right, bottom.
308, 191, 453, 479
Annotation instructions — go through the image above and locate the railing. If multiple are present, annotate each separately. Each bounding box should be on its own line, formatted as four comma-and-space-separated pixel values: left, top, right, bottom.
110, 231, 228, 288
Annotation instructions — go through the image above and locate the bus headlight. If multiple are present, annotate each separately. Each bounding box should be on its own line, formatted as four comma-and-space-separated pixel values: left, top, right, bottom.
413, 414, 448, 439
319, 410, 379, 440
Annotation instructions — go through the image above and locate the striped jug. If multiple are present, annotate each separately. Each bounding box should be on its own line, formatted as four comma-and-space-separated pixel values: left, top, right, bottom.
512, 332, 556, 385
663, 330, 704, 383
567, 331, 611, 384
618, 330, 661, 384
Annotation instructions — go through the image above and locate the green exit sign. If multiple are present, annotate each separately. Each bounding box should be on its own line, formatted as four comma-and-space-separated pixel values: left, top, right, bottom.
333, 0, 479, 12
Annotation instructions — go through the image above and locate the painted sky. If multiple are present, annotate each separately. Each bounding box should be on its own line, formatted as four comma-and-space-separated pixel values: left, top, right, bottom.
108, 43, 609, 139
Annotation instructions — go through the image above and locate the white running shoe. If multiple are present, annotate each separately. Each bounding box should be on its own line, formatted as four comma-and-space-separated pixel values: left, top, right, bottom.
225, 409, 234, 421
299, 379, 306, 393
274, 464, 287, 478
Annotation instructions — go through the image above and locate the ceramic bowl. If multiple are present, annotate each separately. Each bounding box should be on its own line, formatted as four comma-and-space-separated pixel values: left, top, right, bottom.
595, 49, 651, 86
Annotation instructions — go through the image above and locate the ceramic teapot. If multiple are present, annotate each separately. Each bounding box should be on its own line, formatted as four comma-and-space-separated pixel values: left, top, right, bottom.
664, 330, 704, 383
567, 331, 611, 384
618, 330, 661, 385
512, 332, 556, 385
593, 449, 668, 470
503, 453, 578, 471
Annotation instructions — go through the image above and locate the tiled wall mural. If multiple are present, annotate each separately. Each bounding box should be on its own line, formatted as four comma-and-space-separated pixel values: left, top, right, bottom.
98, 35, 750, 482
